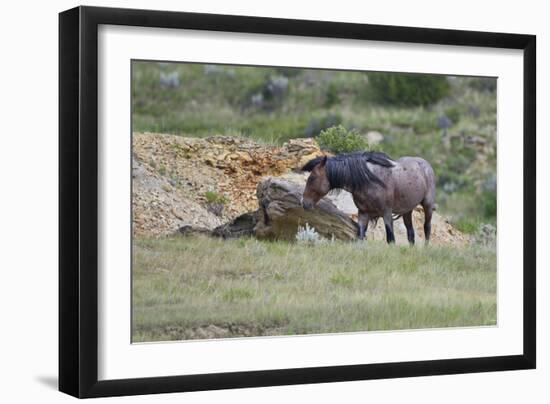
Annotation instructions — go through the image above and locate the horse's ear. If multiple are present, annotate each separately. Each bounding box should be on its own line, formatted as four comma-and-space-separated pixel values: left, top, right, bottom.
318, 155, 328, 168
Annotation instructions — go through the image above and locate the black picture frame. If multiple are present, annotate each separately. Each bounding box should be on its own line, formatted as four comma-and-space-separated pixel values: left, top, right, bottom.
59, 5, 536, 398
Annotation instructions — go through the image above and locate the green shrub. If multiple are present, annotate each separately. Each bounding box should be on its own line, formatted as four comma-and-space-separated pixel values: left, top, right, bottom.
368, 72, 450, 106
318, 125, 370, 153
444, 106, 462, 125
324, 82, 340, 107
204, 191, 227, 204
454, 217, 481, 234
482, 189, 497, 218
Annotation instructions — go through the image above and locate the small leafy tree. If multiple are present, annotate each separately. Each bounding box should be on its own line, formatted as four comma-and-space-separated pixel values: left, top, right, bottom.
318, 125, 369, 153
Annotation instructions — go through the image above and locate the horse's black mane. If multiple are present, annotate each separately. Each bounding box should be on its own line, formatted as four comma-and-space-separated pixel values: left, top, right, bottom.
301, 151, 394, 191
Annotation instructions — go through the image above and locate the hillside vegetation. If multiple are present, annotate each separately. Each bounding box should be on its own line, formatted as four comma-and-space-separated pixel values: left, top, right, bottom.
132, 61, 497, 233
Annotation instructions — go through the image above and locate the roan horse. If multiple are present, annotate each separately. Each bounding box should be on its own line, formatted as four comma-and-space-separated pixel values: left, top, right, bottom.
301, 151, 435, 244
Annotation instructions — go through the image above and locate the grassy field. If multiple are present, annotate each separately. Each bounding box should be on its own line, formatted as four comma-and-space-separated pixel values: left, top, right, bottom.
132, 235, 496, 342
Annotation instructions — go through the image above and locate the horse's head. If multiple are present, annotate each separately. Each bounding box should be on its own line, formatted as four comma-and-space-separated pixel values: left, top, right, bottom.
301, 155, 330, 210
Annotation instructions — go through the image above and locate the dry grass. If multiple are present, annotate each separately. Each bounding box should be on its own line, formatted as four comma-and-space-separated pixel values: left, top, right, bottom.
132, 235, 496, 342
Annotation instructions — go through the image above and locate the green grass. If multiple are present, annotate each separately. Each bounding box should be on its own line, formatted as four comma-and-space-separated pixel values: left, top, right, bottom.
132, 235, 496, 342
454, 217, 483, 234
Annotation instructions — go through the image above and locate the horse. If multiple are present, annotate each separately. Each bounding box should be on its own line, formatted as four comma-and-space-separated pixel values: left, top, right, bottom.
301, 151, 436, 245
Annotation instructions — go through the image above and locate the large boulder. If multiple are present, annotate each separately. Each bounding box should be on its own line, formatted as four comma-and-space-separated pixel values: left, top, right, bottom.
213, 211, 260, 238
254, 177, 358, 241
177, 211, 260, 239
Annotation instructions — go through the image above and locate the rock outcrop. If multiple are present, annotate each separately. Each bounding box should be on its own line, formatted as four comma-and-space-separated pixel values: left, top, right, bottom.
132, 133, 322, 236
254, 178, 358, 241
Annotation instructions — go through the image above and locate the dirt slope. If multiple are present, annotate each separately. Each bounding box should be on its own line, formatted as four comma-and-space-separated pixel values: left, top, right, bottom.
132, 133, 321, 236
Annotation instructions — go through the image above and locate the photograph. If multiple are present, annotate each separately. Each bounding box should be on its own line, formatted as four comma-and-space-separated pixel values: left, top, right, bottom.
0, 0, 543, 400
131, 61, 498, 343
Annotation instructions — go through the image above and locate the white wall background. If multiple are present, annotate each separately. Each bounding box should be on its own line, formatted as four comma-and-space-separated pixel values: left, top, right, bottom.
0, 0, 546, 402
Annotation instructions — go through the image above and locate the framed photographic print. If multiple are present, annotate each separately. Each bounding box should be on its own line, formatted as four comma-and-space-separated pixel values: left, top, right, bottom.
59, 6, 536, 398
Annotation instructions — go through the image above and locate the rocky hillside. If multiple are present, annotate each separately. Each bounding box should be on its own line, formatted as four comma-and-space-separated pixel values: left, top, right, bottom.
132, 132, 470, 245
132, 133, 321, 236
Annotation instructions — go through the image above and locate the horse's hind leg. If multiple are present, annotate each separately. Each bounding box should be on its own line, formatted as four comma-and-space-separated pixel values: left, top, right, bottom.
403, 211, 415, 245
383, 212, 395, 244
420, 161, 436, 245
357, 211, 370, 240
422, 202, 433, 244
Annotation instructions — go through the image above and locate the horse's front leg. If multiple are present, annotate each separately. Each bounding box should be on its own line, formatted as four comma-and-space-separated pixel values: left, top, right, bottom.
383, 212, 395, 244
358, 211, 370, 240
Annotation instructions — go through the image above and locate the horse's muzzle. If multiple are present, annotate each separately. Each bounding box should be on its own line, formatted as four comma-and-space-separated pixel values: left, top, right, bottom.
302, 200, 314, 210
